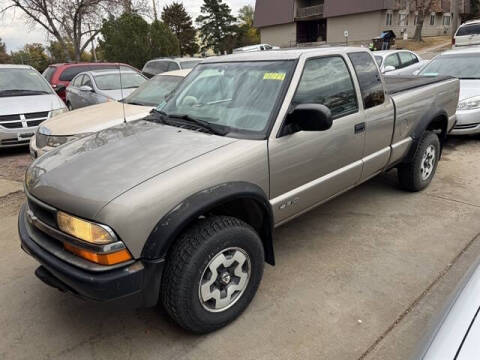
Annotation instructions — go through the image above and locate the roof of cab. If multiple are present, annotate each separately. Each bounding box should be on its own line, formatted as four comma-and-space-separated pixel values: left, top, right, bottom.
201, 46, 370, 63
440, 47, 480, 56
156, 69, 191, 77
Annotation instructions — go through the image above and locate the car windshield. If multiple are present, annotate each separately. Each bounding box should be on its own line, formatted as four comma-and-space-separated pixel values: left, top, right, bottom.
93, 72, 146, 90
375, 56, 383, 66
0, 68, 53, 97
419, 54, 480, 79
124, 75, 183, 106
158, 61, 294, 136
180, 60, 201, 69
456, 24, 480, 36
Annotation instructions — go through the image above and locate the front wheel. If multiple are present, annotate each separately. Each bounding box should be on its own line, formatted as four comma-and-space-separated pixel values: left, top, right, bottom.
398, 131, 440, 192
161, 216, 264, 333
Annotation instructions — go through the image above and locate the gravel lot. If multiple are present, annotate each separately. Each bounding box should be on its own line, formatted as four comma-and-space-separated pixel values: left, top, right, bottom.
0, 135, 479, 360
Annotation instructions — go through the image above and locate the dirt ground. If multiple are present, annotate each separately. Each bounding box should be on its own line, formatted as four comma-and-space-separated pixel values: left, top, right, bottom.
395, 35, 452, 52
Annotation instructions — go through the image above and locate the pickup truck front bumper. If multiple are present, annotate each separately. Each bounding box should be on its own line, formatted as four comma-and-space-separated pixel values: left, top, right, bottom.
18, 204, 164, 307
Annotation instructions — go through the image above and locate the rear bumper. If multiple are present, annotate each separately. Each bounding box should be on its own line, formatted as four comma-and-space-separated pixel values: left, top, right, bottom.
18, 204, 164, 306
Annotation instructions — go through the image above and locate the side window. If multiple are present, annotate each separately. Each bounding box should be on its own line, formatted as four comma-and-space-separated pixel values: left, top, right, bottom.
293, 56, 358, 119
167, 62, 180, 71
72, 75, 84, 87
384, 54, 400, 69
153, 61, 170, 73
399, 52, 416, 67
348, 52, 385, 109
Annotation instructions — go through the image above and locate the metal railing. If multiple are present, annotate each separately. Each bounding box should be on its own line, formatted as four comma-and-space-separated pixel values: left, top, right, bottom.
296, 4, 324, 18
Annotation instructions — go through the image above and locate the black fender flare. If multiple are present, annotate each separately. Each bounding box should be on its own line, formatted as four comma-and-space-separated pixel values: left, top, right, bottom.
403, 108, 449, 163
141, 182, 275, 265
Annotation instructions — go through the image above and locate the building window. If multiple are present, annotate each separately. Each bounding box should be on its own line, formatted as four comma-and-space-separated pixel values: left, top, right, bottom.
386, 12, 393, 26
414, 14, 419, 25
443, 15, 451, 26
399, 13, 408, 26
430, 14, 435, 26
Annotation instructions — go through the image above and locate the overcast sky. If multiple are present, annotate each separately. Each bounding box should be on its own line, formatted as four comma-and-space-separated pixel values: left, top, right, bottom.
0, 0, 255, 52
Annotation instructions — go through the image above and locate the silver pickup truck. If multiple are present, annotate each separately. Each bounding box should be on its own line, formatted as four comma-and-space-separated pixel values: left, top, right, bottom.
18, 47, 459, 333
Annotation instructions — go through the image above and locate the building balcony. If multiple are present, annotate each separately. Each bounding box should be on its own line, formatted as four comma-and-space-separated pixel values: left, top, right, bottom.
296, 4, 324, 19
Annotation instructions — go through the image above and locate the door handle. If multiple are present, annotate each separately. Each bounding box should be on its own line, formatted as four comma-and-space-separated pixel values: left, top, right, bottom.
354, 122, 366, 134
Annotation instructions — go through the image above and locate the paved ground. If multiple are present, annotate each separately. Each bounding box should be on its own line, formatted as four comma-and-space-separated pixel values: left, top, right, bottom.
0, 134, 479, 360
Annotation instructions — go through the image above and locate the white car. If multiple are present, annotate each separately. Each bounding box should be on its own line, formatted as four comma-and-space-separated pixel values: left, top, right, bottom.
453, 19, 480, 48
30, 69, 190, 158
233, 44, 279, 53
374, 50, 428, 75
419, 47, 480, 135
0, 65, 67, 148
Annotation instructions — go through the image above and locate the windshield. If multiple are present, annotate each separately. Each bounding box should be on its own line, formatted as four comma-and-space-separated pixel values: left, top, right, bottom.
456, 24, 480, 36
124, 75, 183, 106
0, 68, 53, 97
375, 56, 383, 66
158, 61, 294, 136
93, 72, 146, 90
419, 54, 480, 79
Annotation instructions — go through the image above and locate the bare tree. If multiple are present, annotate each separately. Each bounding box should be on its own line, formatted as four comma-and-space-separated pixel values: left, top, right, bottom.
1, 0, 147, 61
413, 0, 437, 41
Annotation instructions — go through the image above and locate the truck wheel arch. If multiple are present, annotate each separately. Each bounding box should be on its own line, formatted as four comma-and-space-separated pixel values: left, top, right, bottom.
141, 182, 275, 266
404, 110, 449, 163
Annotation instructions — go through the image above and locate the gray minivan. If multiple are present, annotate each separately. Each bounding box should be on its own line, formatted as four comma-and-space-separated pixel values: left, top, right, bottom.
142, 58, 201, 78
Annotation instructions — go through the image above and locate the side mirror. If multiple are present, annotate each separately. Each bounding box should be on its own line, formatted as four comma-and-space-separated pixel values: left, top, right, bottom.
384, 65, 396, 73
282, 104, 333, 136
79, 85, 93, 92
54, 84, 66, 94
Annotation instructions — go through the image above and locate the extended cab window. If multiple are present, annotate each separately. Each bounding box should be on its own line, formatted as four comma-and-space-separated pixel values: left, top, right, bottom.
348, 52, 385, 109
292, 56, 358, 119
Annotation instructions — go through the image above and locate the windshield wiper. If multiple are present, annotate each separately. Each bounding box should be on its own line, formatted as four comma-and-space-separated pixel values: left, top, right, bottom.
168, 113, 228, 136
0, 89, 50, 97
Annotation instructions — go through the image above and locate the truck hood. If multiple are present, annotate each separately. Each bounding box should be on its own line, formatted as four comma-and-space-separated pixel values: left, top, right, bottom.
26, 120, 237, 219
0, 94, 64, 116
459, 79, 480, 101
41, 101, 152, 136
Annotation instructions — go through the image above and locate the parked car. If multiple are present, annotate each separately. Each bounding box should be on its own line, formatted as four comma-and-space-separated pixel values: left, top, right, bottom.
19, 47, 458, 334
419, 47, 480, 135
374, 50, 427, 75
453, 19, 480, 48
233, 44, 280, 53
0, 65, 67, 148
30, 69, 190, 158
416, 259, 480, 359
142, 58, 201, 78
66, 69, 147, 110
42, 62, 140, 102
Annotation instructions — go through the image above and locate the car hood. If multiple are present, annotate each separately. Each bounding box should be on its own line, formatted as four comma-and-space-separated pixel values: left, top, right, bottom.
26, 120, 237, 219
459, 80, 480, 101
0, 94, 64, 116
42, 101, 152, 136
100, 88, 137, 100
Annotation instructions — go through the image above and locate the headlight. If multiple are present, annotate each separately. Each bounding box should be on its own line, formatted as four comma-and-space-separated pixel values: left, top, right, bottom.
57, 211, 116, 244
458, 96, 480, 111
50, 108, 68, 118
46, 135, 73, 147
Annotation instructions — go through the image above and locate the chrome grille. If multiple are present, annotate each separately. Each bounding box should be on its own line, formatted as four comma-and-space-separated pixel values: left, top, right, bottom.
0, 111, 49, 129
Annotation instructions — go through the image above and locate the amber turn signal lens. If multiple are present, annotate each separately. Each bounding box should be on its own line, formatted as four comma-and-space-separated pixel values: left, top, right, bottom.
64, 243, 132, 265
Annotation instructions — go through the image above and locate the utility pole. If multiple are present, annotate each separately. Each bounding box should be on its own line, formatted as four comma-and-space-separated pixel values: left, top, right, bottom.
153, 0, 158, 21
451, 0, 459, 36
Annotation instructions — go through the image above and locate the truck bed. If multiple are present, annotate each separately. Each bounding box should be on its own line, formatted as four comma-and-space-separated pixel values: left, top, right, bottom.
384, 75, 455, 94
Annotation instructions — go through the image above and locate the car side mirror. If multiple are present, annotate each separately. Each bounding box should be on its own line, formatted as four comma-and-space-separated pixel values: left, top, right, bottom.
79, 85, 93, 92
384, 65, 396, 73
54, 84, 66, 94
282, 104, 333, 136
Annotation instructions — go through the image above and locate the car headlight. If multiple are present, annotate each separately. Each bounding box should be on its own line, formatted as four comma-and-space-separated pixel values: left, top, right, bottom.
46, 135, 74, 147
57, 211, 116, 245
50, 107, 68, 118
458, 96, 480, 111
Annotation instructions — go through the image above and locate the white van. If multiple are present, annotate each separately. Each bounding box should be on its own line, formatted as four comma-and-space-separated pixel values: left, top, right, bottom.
0, 65, 67, 148
453, 19, 480, 48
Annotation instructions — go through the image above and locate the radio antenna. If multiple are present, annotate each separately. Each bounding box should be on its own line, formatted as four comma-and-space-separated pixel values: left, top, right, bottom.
118, 65, 127, 124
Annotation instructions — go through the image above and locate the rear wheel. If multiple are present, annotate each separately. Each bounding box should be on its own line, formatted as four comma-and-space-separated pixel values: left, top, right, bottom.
66, 102, 73, 111
398, 131, 440, 192
161, 216, 264, 333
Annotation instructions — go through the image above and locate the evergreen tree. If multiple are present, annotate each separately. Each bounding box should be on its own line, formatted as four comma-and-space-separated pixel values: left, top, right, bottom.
0, 38, 10, 64
235, 5, 260, 48
162, 2, 199, 56
150, 20, 180, 58
10, 43, 49, 71
196, 0, 237, 55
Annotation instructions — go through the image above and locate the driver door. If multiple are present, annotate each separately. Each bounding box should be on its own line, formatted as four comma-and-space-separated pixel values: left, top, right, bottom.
269, 56, 365, 224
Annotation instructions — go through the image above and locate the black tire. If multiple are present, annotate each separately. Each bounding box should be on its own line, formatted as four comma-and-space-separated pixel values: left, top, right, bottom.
161, 216, 264, 333
66, 102, 73, 111
398, 131, 440, 192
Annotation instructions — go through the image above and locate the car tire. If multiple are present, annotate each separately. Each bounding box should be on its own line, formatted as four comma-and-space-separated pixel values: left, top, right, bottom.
161, 216, 264, 334
66, 102, 73, 111
398, 131, 440, 192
